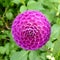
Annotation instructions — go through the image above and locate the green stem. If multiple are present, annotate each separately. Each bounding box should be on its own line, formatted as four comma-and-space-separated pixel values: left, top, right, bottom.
1, 6, 10, 29
1, 6, 9, 22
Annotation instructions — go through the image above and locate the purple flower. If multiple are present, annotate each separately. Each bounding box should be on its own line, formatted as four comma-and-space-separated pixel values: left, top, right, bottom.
11, 10, 51, 50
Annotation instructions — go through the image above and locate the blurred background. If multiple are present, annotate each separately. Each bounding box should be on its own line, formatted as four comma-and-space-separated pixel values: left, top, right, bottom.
0, 0, 60, 60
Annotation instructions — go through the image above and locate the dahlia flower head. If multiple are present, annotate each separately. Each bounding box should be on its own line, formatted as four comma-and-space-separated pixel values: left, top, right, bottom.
11, 10, 51, 50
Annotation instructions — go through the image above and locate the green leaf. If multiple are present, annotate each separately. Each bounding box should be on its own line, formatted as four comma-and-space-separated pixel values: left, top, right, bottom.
0, 56, 3, 60
0, 46, 6, 54
58, 4, 60, 13
49, 0, 59, 3
20, 5, 27, 13
8, 32, 13, 42
29, 51, 40, 60
10, 50, 29, 60
5, 43, 10, 55
27, 1, 43, 11
5, 56, 8, 60
56, 18, 60, 25
0, 43, 10, 55
0, 20, 3, 26
6, 11, 13, 20
55, 52, 60, 60
20, 0, 25, 4
50, 24, 60, 41
42, 9, 56, 23
40, 53, 46, 60
12, 0, 20, 5
43, 12, 52, 22
38, 0, 44, 4
46, 41, 53, 49
3, 0, 10, 7
0, 35, 6, 40
53, 39, 60, 56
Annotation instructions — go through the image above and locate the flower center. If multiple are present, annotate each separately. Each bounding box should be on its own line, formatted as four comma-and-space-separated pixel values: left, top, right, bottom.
22, 28, 35, 39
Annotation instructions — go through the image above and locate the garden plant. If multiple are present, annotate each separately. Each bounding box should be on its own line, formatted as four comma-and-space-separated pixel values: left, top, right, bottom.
0, 0, 60, 60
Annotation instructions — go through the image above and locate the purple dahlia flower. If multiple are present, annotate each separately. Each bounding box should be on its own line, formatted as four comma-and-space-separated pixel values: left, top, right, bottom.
11, 10, 51, 50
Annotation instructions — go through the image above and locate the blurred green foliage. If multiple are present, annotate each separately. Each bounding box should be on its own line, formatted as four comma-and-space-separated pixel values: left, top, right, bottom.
0, 0, 60, 60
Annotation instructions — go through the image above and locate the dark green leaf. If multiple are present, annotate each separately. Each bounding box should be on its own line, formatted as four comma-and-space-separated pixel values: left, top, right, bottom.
0, 20, 3, 26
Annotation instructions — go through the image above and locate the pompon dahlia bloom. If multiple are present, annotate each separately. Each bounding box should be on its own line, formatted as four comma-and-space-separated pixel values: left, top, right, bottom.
11, 10, 51, 50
